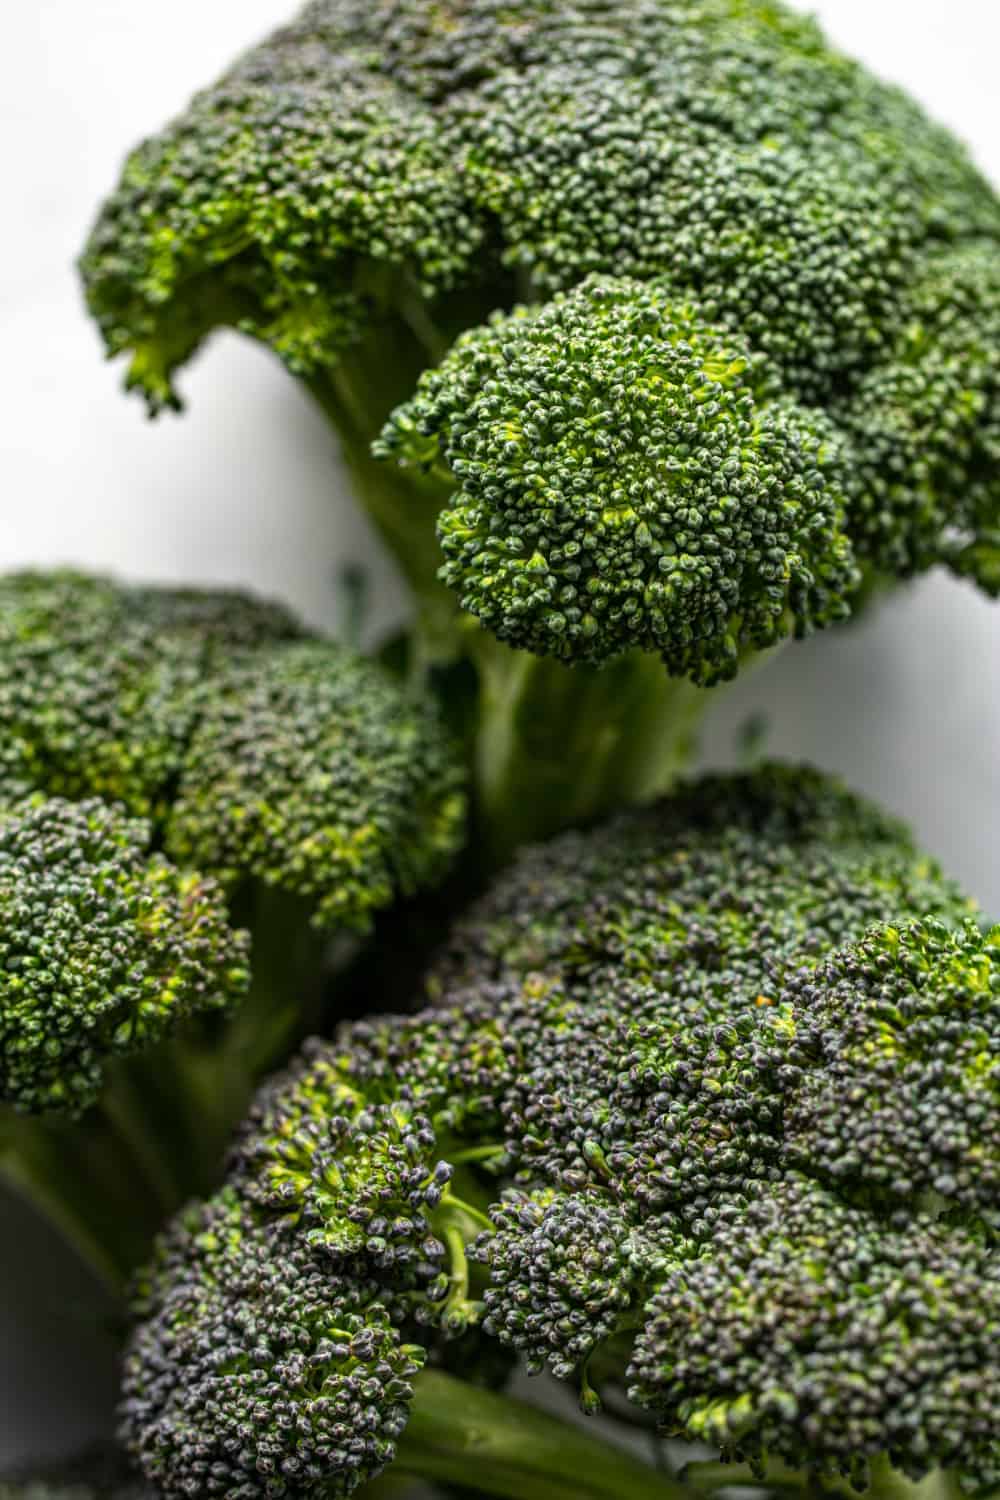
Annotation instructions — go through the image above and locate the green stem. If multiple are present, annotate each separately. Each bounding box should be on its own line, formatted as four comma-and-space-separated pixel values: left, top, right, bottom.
397, 1369, 691, 1500
0, 1108, 161, 1290
472, 641, 708, 864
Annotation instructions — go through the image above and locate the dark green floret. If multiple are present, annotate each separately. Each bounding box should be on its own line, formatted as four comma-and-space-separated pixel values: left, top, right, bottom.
0, 570, 302, 817
770, 918, 1000, 1219
0, 570, 467, 932
119, 766, 1000, 1499
0, 795, 249, 1116
378, 278, 857, 678
123, 1187, 424, 1499
628, 1176, 1000, 1484
165, 640, 467, 931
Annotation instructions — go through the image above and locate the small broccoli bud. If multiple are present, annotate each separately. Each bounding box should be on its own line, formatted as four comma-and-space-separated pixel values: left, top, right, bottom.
0, 570, 302, 817
164, 640, 466, 931
473, 1188, 673, 1385
378, 277, 857, 681
120, 1188, 424, 1500
628, 1176, 1000, 1483
0, 795, 249, 1116
771, 918, 1000, 1219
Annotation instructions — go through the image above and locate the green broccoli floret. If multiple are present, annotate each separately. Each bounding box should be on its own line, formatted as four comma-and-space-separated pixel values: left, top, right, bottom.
628, 1175, 999, 1483
0, 569, 466, 1286
119, 766, 1000, 1500
771, 918, 1000, 1216
165, 640, 466, 932
377, 278, 857, 677
0, 570, 465, 933
0, 570, 303, 816
81, 0, 1000, 648
0, 794, 249, 1116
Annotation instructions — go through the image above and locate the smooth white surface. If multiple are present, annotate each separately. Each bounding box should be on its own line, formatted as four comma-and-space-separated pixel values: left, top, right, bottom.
1, 0, 999, 1472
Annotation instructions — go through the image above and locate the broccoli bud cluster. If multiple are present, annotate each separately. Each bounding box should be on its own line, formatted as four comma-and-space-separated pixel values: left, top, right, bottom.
120, 766, 1000, 1497
379, 279, 857, 678
0, 795, 248, 1116
0, 571, 465, 934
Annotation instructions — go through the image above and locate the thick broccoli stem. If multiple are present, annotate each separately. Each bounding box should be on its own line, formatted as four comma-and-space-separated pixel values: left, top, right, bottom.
307, 346, 711, 863
471, 641, 707, 864
396, 1369, 689, 1500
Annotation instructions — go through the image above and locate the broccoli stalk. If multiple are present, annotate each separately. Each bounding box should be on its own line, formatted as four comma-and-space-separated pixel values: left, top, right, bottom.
307, 317, 713, 860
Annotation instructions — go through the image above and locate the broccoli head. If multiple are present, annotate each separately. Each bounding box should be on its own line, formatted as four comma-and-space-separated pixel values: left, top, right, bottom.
164, 639, 467, 931
0, 570, 302, 816
0, 570, 466, 934
0, 795, 249, 1116
378, 278, 857, 677
81, 0, 1000, 677
119, 766, 999, 1497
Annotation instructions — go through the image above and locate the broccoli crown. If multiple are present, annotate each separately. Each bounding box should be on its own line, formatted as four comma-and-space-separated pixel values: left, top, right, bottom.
120, 767, 999, 1495
0, 570, 302, 815
81, 0, 1000, 674
122, 1187, 424, 1498
164, 640, 467, 931
378, 279, 857, 677
0, 571, 466, 932
629, 1175, 999, 1483
0, 795, 249, 1116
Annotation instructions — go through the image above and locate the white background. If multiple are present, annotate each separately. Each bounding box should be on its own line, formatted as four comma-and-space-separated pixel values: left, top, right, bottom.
2, 0, 998, 1471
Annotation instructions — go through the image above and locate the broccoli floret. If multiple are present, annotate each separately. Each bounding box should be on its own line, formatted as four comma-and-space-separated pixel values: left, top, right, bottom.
0, 570, 465, 933
0, 570, 302, 816
0, 569, 466, 1287
838, 241, 1000, 590
378, 278, 857, 677
0, 794, 249, 1116
122, 1187, 424, 1497
119, 766, 1000, 1499
771, 918, 1000, 1217
81, 0, 1000, 662
628, 1175, 999, 1484
165, 640, 466, 931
